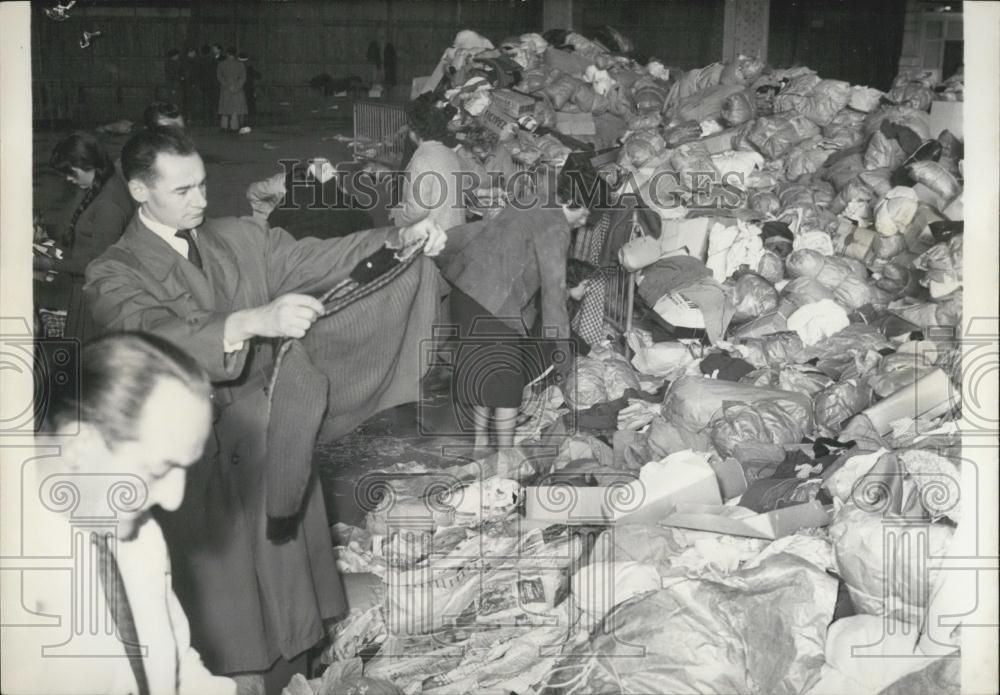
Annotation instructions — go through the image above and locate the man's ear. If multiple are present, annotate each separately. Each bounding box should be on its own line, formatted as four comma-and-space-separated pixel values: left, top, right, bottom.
128, 178, 149, 204
62, 422, 110, 472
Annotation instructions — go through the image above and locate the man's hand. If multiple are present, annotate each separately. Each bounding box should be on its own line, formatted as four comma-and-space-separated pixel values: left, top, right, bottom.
397, 217, 447, 257
225, 293, 324, 343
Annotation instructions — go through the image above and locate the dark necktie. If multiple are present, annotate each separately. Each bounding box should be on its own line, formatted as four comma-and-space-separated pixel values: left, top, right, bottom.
92, 532, 151, 695
175, 228, 203, 270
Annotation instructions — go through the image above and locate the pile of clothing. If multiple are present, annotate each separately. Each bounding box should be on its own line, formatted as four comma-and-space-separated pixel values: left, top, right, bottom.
290, 27, 965, 695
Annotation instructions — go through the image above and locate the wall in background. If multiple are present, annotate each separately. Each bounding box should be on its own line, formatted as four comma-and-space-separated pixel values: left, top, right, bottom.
31, 0, 543, 125
574, 0, 725, 69
768, 0, 907, 90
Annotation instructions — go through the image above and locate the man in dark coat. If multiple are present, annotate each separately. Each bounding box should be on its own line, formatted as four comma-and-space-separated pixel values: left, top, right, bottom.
84, 127, 446, 693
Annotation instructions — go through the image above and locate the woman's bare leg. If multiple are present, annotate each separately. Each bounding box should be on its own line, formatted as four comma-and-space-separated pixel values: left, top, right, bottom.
494, 407, 518, 449
471, 405, 490, 450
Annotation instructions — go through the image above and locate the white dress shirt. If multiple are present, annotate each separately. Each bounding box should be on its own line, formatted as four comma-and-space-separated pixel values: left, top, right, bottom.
137, 208, 244, 354
1, 469, 236, 695
138, 207, 196, 258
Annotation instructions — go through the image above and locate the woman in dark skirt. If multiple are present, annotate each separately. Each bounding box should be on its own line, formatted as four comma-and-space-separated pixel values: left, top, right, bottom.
442, 178, 590, 450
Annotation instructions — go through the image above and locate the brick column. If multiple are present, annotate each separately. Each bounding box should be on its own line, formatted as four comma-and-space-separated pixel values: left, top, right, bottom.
722, 0, 770, 63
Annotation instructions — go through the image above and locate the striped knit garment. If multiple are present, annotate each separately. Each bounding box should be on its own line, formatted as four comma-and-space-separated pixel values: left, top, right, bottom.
264, 256, 440, 519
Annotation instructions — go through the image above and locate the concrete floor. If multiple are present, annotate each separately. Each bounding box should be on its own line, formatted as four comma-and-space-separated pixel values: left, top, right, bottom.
33, 111, 469, 528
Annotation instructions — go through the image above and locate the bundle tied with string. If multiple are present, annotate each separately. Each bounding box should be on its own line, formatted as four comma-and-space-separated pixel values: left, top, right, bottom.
264, 243, 424, 539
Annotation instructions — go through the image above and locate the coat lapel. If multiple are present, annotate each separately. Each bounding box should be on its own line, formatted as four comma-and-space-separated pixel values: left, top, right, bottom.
120, 216, 217, 311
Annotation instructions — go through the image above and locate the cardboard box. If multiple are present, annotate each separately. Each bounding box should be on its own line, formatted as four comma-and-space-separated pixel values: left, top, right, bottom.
660, 500, 833, 539
525, 450, 723, 525
849, 368, 956, 435
555, 111, 596, 136
491, 89, 536, 119
478, 103, 520, 137
927, 101, 963, 139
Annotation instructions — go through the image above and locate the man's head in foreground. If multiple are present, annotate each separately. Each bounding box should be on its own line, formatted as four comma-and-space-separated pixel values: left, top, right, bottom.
47, 332, 213, 538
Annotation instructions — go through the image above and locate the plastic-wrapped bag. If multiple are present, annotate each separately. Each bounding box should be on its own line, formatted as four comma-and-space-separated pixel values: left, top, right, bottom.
908, 160, 961, 202
662, 120, 703, 147
813, 378, 873, 431
829, 178, 874, 216
863, 105, 932, 140
823, 152, 866, 191
675, 83, 744, 122
666, 63, 726, 106
777, 180, 835, 209
830, 502, 953, 624
720, 54, 765, 86
780, 277, 836, 313
848, 85, 884, 112
748, 189, 781, 216
792, 230, 835, 256
797, 323, 894, 363
733, 331, 805, 368
670, 142, 718, 180
721, 89, 756, 126
874, 186, 920, 236
710, 399, 812, 465
548, 554, 837, 695
627, 110, 662, 131
889, 292, 962, 330
869, 352, 935, 398
602, 354, 642, 401
562, 356, 608, 409
914, 234, 963, 299
661, 375, 813, 434
623, 129, 667, 168
773, 71, 822, 114
531, 95, 557, 129
729, 272, 778, 323
517, 68, 549, 93
545, 73, 585, 109
785, 136, 831, 179
747, 114, 821, 159
863, 130, 906, 170
632, 80, 670, 113
888, 80, 934, 111
800, 79, 852, 126
778, 364, 835, 397
572, 83, 610, 113
859, 167, 893, 196
756, 250, 785, 284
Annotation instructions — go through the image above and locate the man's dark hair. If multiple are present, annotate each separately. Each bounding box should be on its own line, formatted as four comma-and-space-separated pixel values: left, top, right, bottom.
142, 101, 183, 130
405, 93, 451, 142
49, 131, 115, 183
121, 126, 198, 183
46, 332, 211, 447
166, 48, 180, 59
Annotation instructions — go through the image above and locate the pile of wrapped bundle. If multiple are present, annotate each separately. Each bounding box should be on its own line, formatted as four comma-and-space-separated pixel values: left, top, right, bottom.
312, 27, 967, 695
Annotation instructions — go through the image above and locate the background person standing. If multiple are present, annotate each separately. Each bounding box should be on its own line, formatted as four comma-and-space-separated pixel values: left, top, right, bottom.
217, 47, 248, 133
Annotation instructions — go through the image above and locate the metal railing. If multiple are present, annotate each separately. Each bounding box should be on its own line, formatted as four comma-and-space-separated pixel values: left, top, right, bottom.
352, 100, 408, 168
